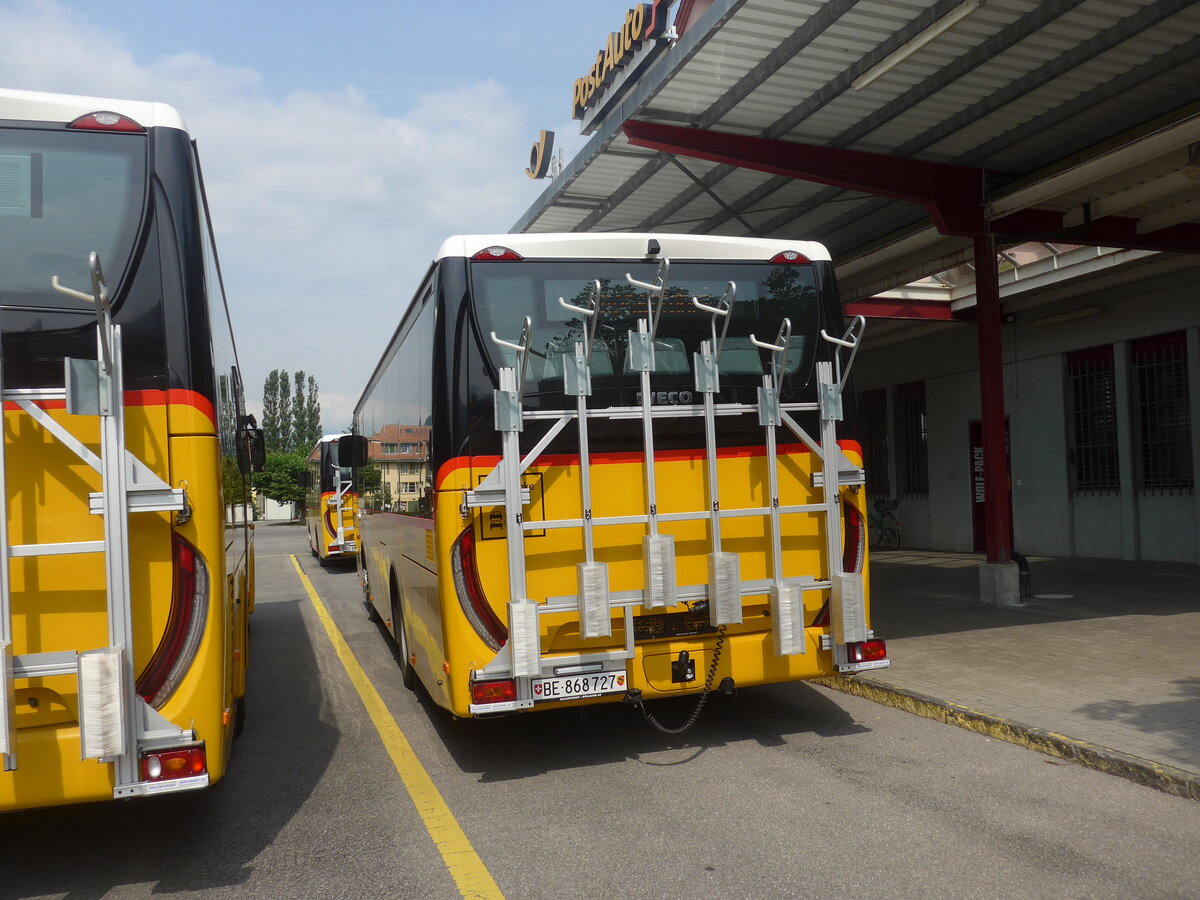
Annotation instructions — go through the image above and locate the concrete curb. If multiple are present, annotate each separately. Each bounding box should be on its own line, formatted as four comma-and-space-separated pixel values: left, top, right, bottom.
813, 674, 1200, 802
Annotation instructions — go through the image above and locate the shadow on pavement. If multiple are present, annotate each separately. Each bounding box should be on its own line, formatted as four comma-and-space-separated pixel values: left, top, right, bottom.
0, 596, 338, 898
426, 679, 869, 784
871, 554, 1200, 640
1077, 676, 1200, 768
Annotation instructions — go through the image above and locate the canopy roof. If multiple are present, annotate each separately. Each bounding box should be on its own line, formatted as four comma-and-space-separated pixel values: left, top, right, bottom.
514, 0, 1200, 315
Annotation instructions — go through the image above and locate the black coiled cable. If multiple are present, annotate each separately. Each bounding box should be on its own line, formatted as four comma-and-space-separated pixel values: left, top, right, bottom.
631, 625, 727, 736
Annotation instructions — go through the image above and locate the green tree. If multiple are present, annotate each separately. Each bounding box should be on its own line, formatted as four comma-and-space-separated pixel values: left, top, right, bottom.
303, 374, 321, 448
291, 370, 307, 452
261, 369, 292, 453
292, 371, 321, 452
251, 451, 307, 509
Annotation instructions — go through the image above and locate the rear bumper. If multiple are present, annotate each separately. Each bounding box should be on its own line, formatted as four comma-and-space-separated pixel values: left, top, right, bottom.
466, 626, 888, 716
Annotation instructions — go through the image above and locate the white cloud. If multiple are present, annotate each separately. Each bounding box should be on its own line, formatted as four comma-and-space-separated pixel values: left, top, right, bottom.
0, 0, 542, 435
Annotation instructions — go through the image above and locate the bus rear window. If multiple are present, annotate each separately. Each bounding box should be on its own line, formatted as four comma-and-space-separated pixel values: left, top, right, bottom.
470, 260, 821, 396
0, 127, 146, 309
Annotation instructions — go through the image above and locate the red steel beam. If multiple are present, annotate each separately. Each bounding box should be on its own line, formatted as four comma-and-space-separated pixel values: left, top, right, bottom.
843, 298, 960, 321
623, 120, 1200, 254
622, 120, 986, 208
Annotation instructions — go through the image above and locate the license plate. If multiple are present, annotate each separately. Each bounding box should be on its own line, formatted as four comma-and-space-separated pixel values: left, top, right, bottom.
531, 671, 627, 701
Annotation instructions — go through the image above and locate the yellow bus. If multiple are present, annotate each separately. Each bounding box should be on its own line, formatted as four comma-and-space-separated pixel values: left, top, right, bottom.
306, 434, 359, 566
346, 233, 887, 727
0, 89, 262, 810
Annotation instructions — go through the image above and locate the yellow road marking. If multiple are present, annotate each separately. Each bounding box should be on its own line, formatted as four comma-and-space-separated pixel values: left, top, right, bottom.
290, 555, 504, 899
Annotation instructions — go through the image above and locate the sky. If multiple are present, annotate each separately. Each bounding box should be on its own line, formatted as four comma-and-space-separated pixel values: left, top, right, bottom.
0, 0, 642, 432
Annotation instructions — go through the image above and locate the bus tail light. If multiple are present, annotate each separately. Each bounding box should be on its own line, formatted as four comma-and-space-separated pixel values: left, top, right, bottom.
470, 679, 517, 705
842, 501, 865, 574
770, 250, 812, 264
450, 526, 508, 651
136, 535, 209, 709
471, 246, 524, 261
846, 639, 888, 664
67, 111, 145, 133
140, 746, 207, 782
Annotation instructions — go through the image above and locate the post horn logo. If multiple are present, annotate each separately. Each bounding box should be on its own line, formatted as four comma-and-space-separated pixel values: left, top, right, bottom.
525, 130, 555, 180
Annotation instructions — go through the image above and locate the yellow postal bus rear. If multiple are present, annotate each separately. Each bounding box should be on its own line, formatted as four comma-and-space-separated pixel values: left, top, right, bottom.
350, 233, 887, 726
306, 435, 359, 566
0, 89, 261, 810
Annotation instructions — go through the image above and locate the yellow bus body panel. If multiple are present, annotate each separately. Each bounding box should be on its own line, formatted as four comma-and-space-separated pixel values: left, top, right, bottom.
0, 404, 247, 811
417, 445, 870, 718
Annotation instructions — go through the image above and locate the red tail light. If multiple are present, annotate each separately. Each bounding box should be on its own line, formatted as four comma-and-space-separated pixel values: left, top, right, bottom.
471, 679, 517, 705
67, 111, 145, 133
847, 640, 888, 663
770, 250, 812, 264
324, 500, 337, 539
471, 246, 523, 261
450, 526, 508, 651
842, 500, 865, 574
136, 535, 209, 708
140, 747, 207, 781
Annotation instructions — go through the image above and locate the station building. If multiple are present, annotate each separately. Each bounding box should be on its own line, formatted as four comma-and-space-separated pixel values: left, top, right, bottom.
512, 0, 1200, 589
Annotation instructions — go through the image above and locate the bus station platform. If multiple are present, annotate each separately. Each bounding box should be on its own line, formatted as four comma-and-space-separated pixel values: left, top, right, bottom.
818, 552, 1200, 800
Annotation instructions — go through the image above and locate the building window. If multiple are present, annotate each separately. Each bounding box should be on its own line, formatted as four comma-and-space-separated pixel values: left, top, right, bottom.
860, 388, 890, 497
1067, 346, 1119, 493
401, 482, 419, 494
1132, 332, 1192, 493
381, 442, 398, 454
896, 381, 928, 496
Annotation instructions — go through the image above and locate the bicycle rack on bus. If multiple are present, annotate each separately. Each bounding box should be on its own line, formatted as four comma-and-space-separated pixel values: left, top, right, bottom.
463, 262, 879, 713
0, 253, 198, 795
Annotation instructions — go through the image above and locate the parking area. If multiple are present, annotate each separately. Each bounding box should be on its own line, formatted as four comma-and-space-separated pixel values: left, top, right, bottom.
3, 524, 1198, 899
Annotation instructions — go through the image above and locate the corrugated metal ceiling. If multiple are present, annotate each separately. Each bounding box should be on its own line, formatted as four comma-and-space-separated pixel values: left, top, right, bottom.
514, 0, 1200, 300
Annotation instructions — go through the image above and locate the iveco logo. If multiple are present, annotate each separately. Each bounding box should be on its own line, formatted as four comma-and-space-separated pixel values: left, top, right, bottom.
636, 391, 694, 405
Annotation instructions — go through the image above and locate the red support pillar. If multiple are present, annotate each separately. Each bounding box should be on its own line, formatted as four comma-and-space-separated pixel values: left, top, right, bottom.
974, 233, 1013, 563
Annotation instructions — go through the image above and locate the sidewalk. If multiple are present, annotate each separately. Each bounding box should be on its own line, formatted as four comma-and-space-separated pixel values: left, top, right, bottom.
819, 551, 1200, 799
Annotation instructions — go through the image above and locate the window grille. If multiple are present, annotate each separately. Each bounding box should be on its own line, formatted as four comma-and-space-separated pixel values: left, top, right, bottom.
896, 381, 928, 496
860, 388, 890, 497
1132, 332, 1192, 493
1067, 346, 1119, 493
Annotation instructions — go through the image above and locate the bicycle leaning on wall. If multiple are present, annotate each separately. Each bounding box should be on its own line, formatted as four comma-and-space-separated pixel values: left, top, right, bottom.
868, 496, 901, 551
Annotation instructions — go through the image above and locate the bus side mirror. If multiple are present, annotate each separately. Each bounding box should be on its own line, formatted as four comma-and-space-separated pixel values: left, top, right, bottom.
295, 470, 310, 488
237, 428, 265, 474
338, 434, 370, 468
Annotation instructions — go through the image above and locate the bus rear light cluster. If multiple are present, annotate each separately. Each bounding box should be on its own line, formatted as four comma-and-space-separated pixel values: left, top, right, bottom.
135, 535, 209, 709
471, 246, 523, 261
450, 526, 508, 651
67, 111, 145, 133
842, 501, 865, 574
770, 250, 812, 264
471, 678, 516, 705
846, 639, 888, 664
140, 747, 207, 782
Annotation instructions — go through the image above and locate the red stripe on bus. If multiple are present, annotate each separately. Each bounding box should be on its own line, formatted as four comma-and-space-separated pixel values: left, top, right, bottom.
2, 388, 216, 428
434, 439, 863, 491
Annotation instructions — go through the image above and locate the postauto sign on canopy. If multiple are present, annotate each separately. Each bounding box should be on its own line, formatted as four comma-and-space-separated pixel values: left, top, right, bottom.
572, 1, 673, 123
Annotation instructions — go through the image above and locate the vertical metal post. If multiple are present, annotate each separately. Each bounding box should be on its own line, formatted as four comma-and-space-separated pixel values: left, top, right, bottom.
0, 321, 14, 771
818, 361, 843, 583
974, 233, 1013, 563
97, 324, 138, 791
637, 320, 660, 539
